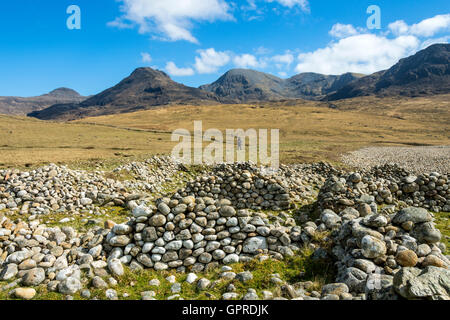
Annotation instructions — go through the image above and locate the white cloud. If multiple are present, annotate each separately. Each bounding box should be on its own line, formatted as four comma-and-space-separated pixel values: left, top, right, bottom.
110, 0, 232, 43
420, 36, 450, 49
107, 17, 134, 29
294, 13, 450, 75
165, 62, 195, 76
272, 53, 294, 65
329, 23, 360, 38
266, 0, 309, 11
141, 52, 152, 63
388, 20, 410, 37
389, 14, 450, 37
295, 34, 420, 75
194, 48, 231, 74
255, 46, 272, 55
233, 54, 265, 68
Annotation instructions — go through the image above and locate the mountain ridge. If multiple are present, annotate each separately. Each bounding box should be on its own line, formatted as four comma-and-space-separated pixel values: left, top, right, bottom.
0, 88, 86, 116
199, 69, 364, 102
326, 43, 450, 100
25, 43, 450, 120
28, 68, 220, 120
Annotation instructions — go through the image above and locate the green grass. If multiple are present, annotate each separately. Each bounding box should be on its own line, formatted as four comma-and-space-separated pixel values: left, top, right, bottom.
2, 206, 130, 233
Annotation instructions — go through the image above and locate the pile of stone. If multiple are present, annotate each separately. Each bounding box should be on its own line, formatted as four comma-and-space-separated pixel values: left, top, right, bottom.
318, 164, 450, 213
178, 162, 322, 211
113, 155, 182, 194
317, 205, 449, 300
0, 157, 336, 218
182, 162, 292, 210
0, 158, 448, 300
0, 213, 119, 299
277, 162, 337, 203
341, 146, 450, 175
0, 164, 121, 214
103, 194, 303, 272
0, 156, 184, 215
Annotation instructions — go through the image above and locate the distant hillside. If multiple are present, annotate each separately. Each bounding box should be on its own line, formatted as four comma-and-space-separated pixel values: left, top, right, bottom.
327, 43, 450, 100
284, 72, 364, 99
44, 88, 82, 99
200, 69, 363, 102
29, 68, 220, 121
0, 88, 85, 116
28, 44, 450, 120
199, 69, 287, 102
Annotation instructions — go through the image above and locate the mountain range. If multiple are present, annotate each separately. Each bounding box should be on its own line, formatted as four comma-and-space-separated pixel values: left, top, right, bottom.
28, 68, 219, 121
328, 43, 450, 100
199, 69, 364, 102
0, 88, 85, 116
1, 43, 447, 121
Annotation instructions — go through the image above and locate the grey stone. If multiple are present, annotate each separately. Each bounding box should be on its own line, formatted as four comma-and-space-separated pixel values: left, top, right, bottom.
337, 267, 367, 293
22, 268, 46, 286
243, 236, 268, 254
108, 258, 124, 276
109, 235, 131, 247
219, 206, 236, 217
322, 283, 349, 296
394, 267, 450, 300
58, 277, 82, 294
236, 271, 253, 283
149, 214, 167, 227
321, 209, 342, 229
186, 273, 197, 284
197, 278, 211, 290
361, 235, 386, 259
412, 222, 442, 244
393, 207, 433, 225
106, 289, 118, 300
0, 264, 18, 280
92, 276, 108, 289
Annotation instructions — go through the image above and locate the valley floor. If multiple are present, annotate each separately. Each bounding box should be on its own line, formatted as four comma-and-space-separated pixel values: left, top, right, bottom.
0, 95, 449, 169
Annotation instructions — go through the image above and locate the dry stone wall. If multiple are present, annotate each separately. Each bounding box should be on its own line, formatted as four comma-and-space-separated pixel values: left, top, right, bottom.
0, 158, 449, 300
104, 195, 302, 273
318, 164, 450, 213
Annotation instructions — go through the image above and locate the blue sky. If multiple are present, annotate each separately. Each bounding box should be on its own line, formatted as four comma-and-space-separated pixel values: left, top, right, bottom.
0, 0, 449, 97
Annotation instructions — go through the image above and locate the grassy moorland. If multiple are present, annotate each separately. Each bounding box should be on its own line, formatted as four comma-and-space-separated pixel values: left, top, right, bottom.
76, 94, 450, 164
0, 114, 172, 169
0, 94, 448, 169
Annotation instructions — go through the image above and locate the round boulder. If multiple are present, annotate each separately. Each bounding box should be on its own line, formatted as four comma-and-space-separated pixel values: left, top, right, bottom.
361, 235, 386, 259
149, 214, 167, 227
396, 250, 418, 267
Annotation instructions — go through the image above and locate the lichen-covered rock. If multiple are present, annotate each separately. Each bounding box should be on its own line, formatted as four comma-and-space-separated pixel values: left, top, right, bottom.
243, 236, 268, 254
58, 277, 82, 295
361, 235, 386, 259
394, 267, 450, 300
392, 207, 433, 225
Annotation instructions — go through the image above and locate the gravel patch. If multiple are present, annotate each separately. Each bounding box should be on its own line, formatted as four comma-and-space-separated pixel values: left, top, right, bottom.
341, 146, 450, 175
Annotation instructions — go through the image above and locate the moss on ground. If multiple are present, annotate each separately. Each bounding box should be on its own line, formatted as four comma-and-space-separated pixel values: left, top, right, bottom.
41, 207, 130, 232
2, 206, 130, 233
